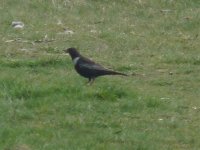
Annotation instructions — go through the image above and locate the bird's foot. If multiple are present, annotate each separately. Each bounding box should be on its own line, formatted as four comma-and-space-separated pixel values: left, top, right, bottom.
86, 78, 95, 86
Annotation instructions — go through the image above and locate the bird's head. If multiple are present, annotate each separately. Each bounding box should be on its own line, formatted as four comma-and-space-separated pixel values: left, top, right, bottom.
64, 48, 81, 59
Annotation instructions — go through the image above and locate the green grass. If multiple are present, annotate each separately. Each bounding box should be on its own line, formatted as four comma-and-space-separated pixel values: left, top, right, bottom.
0, 0, 200, 149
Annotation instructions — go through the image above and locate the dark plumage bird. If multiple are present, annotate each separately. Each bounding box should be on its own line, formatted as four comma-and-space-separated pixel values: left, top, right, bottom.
64, 48, 127, 84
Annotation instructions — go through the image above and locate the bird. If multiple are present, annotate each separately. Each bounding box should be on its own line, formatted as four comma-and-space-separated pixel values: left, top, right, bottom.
64, 48, 127, 84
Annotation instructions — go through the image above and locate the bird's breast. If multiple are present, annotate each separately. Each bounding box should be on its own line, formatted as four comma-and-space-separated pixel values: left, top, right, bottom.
73, 57, 80, 65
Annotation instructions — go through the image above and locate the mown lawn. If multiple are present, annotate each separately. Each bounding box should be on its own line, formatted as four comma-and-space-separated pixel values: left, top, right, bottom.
0, 0, 200, 149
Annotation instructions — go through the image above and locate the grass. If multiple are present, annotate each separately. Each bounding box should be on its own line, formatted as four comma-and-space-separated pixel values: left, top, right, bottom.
0, 0, 200, 149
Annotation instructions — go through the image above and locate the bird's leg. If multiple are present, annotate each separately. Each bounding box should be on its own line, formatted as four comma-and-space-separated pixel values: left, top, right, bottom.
90, 78, 95, 85
87, 78, 95, 85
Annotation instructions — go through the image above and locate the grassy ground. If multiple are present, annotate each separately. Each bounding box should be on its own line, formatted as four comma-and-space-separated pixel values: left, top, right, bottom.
0, 0, 200, 149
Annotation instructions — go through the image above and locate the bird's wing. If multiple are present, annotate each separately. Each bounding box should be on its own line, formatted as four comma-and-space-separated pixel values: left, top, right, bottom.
78, 57, 107, 70
77, 57, 127, 76
79, 61, 106, 71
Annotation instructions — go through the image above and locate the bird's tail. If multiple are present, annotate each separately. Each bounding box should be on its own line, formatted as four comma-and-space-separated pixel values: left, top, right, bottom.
104, 70, 128, 76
